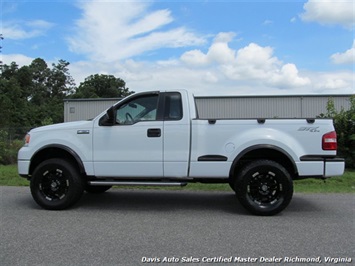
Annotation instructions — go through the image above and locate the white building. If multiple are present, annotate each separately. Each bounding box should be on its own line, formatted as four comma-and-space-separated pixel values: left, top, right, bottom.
64, 94, 353, 122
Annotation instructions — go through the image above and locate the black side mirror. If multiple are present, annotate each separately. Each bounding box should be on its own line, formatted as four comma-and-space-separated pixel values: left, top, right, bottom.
99, 106, 116, 126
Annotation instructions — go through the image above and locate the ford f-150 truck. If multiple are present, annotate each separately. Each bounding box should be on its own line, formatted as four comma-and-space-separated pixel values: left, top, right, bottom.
18, 90, 345, 215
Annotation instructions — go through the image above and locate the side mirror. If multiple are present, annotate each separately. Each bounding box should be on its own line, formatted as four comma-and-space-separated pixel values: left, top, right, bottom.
99, 106, 116, 126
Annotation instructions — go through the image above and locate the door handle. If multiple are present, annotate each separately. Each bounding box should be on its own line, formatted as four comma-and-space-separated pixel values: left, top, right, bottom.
147, 128, 161, 138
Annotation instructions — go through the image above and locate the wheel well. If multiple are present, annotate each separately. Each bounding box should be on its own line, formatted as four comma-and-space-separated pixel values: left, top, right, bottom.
29, 146, 85, 176
230, 147, 297, 180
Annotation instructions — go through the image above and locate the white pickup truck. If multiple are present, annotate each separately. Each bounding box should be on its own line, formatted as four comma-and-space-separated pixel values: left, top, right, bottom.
18, 90, 345, 215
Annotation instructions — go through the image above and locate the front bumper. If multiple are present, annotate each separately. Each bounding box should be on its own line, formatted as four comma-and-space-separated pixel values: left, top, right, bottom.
18, 160, 31, 178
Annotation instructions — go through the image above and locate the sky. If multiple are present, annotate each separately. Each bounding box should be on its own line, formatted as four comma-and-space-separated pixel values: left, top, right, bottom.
1, 0, 354, 96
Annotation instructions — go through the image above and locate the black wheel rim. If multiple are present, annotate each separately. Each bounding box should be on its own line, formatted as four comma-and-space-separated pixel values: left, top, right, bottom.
38, 168, 70, 201
247, 170, 283, 206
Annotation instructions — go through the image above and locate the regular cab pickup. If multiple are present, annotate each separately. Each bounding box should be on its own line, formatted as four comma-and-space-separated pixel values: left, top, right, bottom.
18, 90, 345, 215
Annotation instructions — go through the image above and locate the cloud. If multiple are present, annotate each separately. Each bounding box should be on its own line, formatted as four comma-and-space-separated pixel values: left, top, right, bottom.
269, 64, 311, 88
5, 47, 346, 96
2, 20, 54, 40
262, 20, 273, 26
300, 0, 355, 28
2, 54, 34, 66
181, 32, 236, 66
331, 40, 355, 64
181, 34, 310, 89
308, 71, 354, 92
67, 0, 205, 62
3, 28, 353, 96
226, 43, 311, 88
63, 31, 355, 95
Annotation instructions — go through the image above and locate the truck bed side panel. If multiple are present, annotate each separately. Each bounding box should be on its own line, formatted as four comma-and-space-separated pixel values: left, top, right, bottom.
189, 119, 338, 178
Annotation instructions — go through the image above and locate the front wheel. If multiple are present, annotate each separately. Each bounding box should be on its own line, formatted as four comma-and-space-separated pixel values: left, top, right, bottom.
234, 160, 293, 216
30, 159, 84, 210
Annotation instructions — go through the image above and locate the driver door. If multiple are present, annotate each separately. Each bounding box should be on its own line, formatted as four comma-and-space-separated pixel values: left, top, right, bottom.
93, 93, 163, 177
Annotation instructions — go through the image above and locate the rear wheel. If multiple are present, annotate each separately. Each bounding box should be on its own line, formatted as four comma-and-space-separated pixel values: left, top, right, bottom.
234, 160, 293, 216
30, 159, 84, 210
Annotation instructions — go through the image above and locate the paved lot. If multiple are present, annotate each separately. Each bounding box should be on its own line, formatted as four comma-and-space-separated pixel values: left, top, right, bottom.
1, 186, 354, 265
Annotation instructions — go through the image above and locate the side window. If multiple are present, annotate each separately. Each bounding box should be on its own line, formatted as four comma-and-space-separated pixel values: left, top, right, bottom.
116, 94, 159, 124
165, 92, 183, 121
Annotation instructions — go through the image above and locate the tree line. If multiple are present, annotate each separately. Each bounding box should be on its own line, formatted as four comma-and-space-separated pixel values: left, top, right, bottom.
0, 58, 133, 130
0, 58, 134, 164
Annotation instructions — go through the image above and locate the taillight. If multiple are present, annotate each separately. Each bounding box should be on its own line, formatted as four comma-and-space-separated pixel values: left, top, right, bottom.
322, 131, 337, 150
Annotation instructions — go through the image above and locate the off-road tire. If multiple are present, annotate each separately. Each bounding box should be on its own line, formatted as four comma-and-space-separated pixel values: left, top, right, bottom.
30, 159, 84, 210
234, 160, 293, 216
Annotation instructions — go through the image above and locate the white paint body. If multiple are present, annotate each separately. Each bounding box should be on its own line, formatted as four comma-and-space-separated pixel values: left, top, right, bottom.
18, 90, 345, 179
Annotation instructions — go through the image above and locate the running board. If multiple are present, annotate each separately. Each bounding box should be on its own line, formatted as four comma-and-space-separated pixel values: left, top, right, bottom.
88, 181, 188, 187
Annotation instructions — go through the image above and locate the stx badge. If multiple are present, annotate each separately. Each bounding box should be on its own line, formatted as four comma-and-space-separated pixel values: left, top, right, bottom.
298, 127, 320, 132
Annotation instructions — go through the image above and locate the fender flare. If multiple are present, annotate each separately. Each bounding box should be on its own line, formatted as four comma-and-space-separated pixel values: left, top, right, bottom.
30, 144, 86, 174
229, 144, 297, 177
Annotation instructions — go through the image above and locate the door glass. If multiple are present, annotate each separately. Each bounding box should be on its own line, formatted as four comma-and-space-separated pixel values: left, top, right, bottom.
165, 92, 183, 120
116, 95, 158, 124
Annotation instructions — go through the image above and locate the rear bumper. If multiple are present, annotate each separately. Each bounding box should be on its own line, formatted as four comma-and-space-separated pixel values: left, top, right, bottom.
296, 156, 345, 178
324, 158, 345, 177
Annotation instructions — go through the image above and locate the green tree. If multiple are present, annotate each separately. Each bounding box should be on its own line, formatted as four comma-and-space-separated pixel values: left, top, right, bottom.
0, 34, 3, 66
72, 74, 133, 98
28, 58, 51, 117
26, 58, 76, 124
0, 58, 134, 164
0, 58, 76, 128
0, 62, 31, 129
321, 96, 355, 169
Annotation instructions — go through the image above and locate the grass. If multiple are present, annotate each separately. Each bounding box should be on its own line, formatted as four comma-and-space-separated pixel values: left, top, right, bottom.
0, 164, 30, 186
293, 171, 355, 193
1, 164, 354, 193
